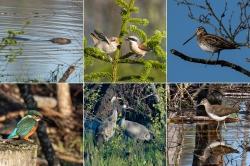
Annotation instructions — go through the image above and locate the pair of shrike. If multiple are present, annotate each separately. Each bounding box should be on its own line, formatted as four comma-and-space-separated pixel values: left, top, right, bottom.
90, 30, 150, 61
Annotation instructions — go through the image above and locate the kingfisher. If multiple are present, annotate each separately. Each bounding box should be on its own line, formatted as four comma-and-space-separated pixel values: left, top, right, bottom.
8, 110, 42, 141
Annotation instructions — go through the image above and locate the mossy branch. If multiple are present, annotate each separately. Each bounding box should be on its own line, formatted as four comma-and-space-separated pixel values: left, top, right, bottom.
84, 47, 111, 63
85, 72, 112, 82
129, 25, 148, 42
140, 62, 152, 82
85, 0, 166, 82
118, 75, 154, 82
84, 47, 165, 71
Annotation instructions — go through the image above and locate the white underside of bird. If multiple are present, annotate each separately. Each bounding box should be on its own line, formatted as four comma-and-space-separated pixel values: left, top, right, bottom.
95, 42, 118, 54
129, 42, 147, 57
206, 111, 229, 121
198, 42, 218, 53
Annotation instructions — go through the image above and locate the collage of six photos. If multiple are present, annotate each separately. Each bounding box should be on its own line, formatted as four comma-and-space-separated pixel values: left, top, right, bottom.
0, 0, 250, 166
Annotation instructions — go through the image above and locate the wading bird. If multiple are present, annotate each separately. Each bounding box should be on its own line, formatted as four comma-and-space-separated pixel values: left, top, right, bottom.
196, 141, 239, 162
197, 98, 239, 130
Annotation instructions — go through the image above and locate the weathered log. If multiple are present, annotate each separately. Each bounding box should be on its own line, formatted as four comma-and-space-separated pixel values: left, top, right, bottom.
168, 116, 239, 124
33, 95, 57, 109
0, 141, 38, 166
57, 84, 73, 117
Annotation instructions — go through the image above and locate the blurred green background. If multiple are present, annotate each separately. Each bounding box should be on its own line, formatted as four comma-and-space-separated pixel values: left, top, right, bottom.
84, 0, 166, 82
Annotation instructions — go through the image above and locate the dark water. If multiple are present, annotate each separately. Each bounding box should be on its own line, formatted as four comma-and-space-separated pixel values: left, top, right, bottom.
179, 101, 250, 165
0, 0, 83, 82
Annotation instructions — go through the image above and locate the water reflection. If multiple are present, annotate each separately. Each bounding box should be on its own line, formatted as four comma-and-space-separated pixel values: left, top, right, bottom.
0, 0, 83, 82
172, 101, 250, 166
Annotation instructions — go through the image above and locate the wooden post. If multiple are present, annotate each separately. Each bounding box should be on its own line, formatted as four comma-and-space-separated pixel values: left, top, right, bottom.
0, 141, 38, 166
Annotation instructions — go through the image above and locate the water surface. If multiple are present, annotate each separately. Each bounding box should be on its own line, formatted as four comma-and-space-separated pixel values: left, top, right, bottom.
0, 0, 83, 82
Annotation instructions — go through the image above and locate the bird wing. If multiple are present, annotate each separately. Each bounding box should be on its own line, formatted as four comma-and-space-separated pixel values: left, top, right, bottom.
138, 44, 151, 51
210, 105, 238, 117
125, 121, 149, 138
16, 116, 38, 138
90, 33, 99, 45
209, 145, 239, 155
94, 29, 110, 44
203, 34, 238, 49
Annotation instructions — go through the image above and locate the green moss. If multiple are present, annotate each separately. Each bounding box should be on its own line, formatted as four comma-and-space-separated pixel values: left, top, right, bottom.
85, 0, 166, 82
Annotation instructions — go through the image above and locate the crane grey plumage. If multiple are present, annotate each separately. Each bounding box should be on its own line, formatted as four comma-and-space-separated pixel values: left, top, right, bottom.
96, 96, 120, 143
118, 105, 154, 141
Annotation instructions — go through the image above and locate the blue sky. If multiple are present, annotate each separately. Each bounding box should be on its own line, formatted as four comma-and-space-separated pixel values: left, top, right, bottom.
168, 0, 250, 82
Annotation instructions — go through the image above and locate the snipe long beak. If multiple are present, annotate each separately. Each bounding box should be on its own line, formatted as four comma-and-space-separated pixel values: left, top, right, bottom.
183, 33, 196, 45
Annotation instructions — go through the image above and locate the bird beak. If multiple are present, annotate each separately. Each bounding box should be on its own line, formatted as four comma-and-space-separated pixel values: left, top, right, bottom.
183, 33, 196, 45
125, 37, 129, 41
125, 106, 134, 110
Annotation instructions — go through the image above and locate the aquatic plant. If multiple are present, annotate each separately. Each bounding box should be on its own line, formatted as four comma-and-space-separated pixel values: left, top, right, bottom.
84, 0, 166, 82
0, 21, 30, 62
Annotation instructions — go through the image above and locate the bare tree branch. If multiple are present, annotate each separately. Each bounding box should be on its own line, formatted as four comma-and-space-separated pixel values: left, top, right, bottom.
170, 49, 250, 77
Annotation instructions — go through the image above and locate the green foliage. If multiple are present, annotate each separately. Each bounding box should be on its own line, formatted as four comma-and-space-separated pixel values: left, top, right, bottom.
129, 25, 147, 43
0, 21, 30, 62
84, 84, 166, 166
140, 61, 152, 82
85, 72, 112, 82
84, 86, 101, 113
84, 130, 165, 166
84, 0, 166, 82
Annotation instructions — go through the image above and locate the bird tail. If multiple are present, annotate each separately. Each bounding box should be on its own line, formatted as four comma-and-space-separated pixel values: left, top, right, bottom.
90, 32, 99, 45
7, 128, 18, 139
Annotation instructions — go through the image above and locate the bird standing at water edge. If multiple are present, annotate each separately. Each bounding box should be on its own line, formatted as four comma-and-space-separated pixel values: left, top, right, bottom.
183, 26, 239, 62
90, 30, 120, 61
197, 98, 239, 130
8, 110, 42, 142
126, 36, 151, 58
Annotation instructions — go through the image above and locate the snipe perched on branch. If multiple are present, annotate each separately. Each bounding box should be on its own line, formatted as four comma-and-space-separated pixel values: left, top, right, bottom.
183, 26, 239, 62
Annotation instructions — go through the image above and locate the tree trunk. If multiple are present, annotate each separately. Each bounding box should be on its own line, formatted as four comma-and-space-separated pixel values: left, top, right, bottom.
0, 141, 38, 166
57, 83, 72, 117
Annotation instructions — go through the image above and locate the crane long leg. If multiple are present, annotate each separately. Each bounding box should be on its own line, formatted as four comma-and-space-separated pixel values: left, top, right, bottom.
216, 51, 221, 62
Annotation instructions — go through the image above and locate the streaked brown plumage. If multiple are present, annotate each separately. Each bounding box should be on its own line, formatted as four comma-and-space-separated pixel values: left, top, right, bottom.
183, 26, 239, 61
